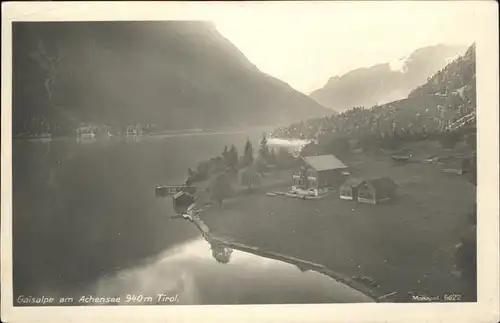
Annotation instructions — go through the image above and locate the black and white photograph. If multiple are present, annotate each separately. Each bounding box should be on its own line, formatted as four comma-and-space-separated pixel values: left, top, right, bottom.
1, 2, 498, 323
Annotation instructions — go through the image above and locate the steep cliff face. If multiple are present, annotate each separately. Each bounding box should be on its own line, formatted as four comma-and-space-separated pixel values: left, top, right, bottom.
12, 21, 330, 136
409, 44, 475, 103
309, 44, 467, 112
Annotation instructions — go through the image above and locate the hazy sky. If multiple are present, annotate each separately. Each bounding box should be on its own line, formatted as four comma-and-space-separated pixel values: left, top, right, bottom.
4, 1, 488, 94
209, 1, 480, 94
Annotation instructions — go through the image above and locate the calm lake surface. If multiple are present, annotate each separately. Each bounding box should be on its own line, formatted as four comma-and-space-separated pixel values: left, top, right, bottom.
12, 128, 273, 299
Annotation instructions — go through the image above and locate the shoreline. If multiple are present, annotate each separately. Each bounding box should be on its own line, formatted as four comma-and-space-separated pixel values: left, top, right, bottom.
12, 125, 277, 140
199, 141, 476, 301
12, 131, 250, 142
12, 128, 276, 142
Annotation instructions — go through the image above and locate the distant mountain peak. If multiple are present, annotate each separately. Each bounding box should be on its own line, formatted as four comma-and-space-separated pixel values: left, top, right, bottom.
309, 43, 468, 112
389, 56, 408, 73
273, 42, 476, 143
409, 42, 476, 100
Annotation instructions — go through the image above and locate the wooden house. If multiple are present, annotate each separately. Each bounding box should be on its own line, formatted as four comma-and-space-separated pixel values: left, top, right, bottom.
357, 177, 398, 205
292, 154, 348, 196
339, 178, 364, 201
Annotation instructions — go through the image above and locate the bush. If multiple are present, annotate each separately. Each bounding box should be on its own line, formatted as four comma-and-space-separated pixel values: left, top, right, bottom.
195, 161, 210, 181
207, 156, 225, 176
240, 165, 261, 192
209, 172, 233, 208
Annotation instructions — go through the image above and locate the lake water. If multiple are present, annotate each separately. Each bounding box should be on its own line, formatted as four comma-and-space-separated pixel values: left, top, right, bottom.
12, 128, 274, 299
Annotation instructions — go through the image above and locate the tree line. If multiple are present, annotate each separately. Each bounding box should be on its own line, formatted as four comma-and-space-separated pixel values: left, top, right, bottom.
185, 133, 297, 208
272, 44, 476, 153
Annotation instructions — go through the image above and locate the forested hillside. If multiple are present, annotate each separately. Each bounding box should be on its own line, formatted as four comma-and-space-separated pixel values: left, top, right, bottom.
309, 44, 467, 112
13, 21, 330, 137
273, 44, 476, 150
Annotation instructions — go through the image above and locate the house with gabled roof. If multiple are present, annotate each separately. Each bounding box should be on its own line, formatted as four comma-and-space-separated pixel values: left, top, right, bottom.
292, 154, 348, 196
356, 177, 398, 204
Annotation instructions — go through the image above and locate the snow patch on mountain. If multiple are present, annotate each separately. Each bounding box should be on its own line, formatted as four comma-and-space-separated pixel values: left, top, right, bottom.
389, 56, 407, 72
445, 54, 460, 64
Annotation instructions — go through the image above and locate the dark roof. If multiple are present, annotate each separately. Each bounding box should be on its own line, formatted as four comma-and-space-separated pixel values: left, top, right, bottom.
363, 177, 398, 193
173, 190, 195, 200
341, 177, 364, 188
303, 154, 347, 171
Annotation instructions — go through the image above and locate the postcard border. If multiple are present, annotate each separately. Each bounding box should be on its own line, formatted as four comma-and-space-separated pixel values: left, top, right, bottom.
2, 2, 499, 323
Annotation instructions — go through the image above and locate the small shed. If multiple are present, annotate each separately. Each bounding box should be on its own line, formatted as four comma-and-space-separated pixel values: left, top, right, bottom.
173, 191, 196, 215
443, 157, 472, 175
357, 177, 398, 205
340, 178, 363, 201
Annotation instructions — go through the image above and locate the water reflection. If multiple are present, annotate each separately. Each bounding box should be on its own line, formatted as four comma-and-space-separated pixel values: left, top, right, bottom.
76, 136, 97, 144
13, 129, 270, 299
13, 205, 377, 305
78, 232, 375, 305
210, 242, 233, 264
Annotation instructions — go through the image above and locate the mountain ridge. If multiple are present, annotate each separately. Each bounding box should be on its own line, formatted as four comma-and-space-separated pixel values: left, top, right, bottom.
272, 43, 476, 142
309, 44, 468, 112
13, 21, 330, 137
